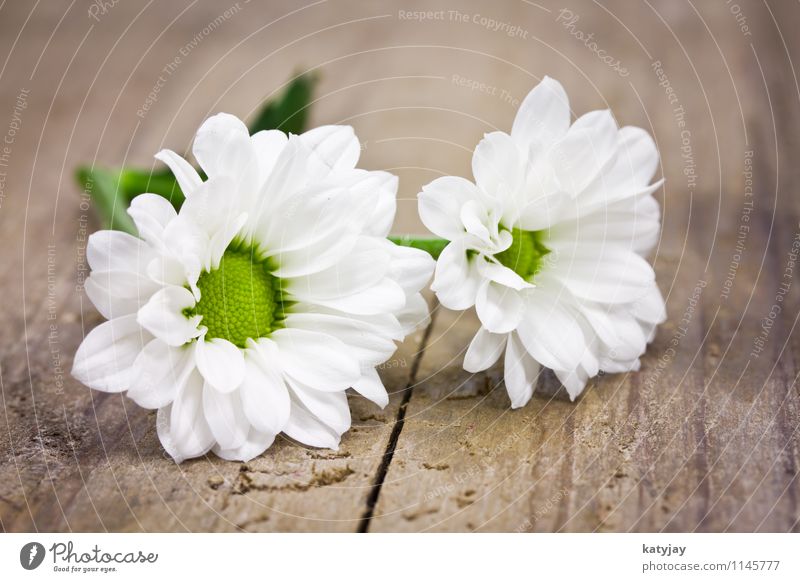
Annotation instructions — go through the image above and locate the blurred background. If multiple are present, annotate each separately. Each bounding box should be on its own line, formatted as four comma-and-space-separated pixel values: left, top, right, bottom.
1, 0, 798, 532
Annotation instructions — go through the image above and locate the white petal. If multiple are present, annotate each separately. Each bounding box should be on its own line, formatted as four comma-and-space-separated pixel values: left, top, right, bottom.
511, 76, 570, 150
128, 339, 194, 409
241, 340, 291, 434
71, 314, 148, 393
213, 427, 275, 462
471, 131, 523, 201
632, 283, 667, 325
284, 312, 398, 366
352, 368, 389, 408
286, 239, 388, 300
464, 327, 508, 373
476, 258, 533, 291
192, 112, 252, 178
549, 247, 655, 304
555, 366, 590, 401
549, 110, 618, 197
475, 279, 525, 334
163, 370, 215, 462
388, 242, 435, 293
137, 285, 201, 346
154, 149, 202, 197
300, 125, 361, 172
250, 129, 288, 181
354, 171, 397, 237
286, 379, 351, 435
614, 126, 659, 188
395, 292, 431, 336
308, 278, 407, 315
283, 402, 341, 449
504, 333, 540, 408
127, 194, 177, 248
195, 337, 245, 393
515, 291, 586, 371
84, 270, 159, 320
86, 229, 154, 273
430, 240, 481, 310
272, 328, 360, 391
418, 176, 485, 240
202, 380, 248, 450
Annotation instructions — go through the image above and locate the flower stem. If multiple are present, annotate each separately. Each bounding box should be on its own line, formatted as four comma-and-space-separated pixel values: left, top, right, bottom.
389, 235, 449, 260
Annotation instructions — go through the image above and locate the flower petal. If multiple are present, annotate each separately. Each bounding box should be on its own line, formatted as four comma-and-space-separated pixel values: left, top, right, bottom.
127, 193, 178, 248
202, 380, 248, 450
504, 332, 540, 408
511, 76, 570, 151
471, 131, 523, 201
286, 378, 351, 435
128, 339, 194, 409
192, 112, 251, 178
272, 328, 360, 391
283, 402, 341, 449
162, 369, 215, 462
300, 125, 361, 172
241, 340, 291, 434
71, 314, 149, 393
352, 368, 389, 408
464, 327, 508, 373
418, 176, 485, 240
430, 240, 481, 310
213, 427, 275, 462
137, 285, 202, 346
549, 110, 618, 197
475, 279, 525, 334
154, 149, 202, 197
195, 337, 245, 393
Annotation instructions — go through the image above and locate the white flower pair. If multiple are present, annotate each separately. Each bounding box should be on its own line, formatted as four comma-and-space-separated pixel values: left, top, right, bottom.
73, 77, 665, 463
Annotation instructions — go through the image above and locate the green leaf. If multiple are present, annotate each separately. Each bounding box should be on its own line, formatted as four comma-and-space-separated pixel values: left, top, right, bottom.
75, 72, 319, 232
76, 166, 189, 235
76, 166, 137, 234
249, 71, 319, 135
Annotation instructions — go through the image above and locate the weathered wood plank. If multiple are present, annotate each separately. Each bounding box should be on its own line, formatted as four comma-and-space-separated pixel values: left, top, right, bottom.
368, 0, 800, 532
0, 0, 798, 533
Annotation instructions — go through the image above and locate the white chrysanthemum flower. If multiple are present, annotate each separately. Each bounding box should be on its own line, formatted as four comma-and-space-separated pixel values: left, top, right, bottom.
418, 77, 666, 407
73, 113, 434, 462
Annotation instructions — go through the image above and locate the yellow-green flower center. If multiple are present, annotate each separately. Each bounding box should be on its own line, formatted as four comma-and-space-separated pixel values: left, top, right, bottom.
494, 227, 550, 280
188, 248, 284, 348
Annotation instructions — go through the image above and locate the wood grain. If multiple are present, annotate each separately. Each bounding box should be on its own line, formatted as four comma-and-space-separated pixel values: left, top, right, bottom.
0, 0, 798, 532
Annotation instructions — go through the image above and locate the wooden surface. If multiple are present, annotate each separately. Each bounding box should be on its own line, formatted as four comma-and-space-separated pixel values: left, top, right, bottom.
0, 0, 799, 532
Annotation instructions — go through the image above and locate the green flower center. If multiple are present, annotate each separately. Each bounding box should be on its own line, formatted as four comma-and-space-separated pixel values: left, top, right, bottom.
494, 227, 551, 281
187, 248, 284, 348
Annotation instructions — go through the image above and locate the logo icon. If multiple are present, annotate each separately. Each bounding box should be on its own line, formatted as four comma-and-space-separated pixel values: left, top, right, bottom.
20, 542, 46, 570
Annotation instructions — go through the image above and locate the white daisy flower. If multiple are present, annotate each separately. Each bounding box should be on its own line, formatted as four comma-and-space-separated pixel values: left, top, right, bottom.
418, 76, 666, 407
73, 113, 434, 462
